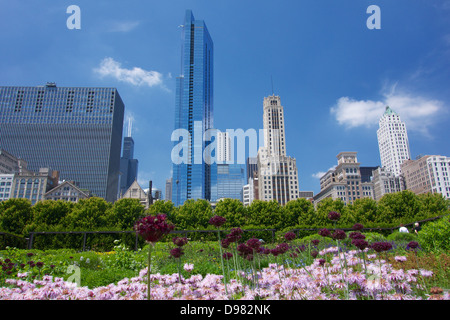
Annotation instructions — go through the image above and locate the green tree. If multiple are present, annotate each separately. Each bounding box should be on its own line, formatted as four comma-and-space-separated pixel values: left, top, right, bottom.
213, 198, 247, 228
245, 200, 284, 229
31, 199, 74, 228
346, 197, 378, 225
63, 197, 112, 230
284, 198, 315, 227
0, 198, 33, 235
377, 190, 423, 224
315, 198, 348, 227
146, 200, 176, 221
172, 199, 213, 230
417, 193, 449, 220
107, 198, 145, 230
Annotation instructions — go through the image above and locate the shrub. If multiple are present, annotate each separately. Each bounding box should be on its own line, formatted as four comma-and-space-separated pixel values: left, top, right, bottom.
387, 231, 417, 242
419, 215, 450, 252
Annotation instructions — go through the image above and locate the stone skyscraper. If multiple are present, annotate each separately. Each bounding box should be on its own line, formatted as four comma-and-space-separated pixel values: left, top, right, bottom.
377, 106, 411, 177
172, 10, 215, 206
257, 95, 299, 205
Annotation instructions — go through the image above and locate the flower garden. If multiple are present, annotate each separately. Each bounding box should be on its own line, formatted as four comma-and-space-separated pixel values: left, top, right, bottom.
1, 211, 449, 300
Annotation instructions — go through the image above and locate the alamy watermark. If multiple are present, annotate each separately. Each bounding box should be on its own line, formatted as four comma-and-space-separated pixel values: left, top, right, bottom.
171, 122, 266, 165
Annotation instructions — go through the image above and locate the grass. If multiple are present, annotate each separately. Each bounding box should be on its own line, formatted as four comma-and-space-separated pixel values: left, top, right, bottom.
1, 236, 450, 298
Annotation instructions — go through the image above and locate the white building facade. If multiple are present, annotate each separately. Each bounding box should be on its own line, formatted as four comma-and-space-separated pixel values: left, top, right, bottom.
377, 106, 411, 177
257, 95, 299, 205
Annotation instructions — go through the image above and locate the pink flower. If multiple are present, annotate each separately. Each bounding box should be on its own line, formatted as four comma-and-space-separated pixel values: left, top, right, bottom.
183, 263, 194, 272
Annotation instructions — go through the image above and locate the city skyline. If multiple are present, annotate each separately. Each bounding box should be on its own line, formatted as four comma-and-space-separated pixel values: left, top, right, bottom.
0, 1, 449, 198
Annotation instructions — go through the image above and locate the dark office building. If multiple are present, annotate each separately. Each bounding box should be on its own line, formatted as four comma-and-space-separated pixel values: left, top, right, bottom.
0, 82, 124, 202
119, 136, 138, 197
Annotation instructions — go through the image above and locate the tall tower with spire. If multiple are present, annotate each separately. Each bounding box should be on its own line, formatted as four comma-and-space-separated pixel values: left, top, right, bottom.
377, 106, 411, 177
257, 95, 299, 205
119, 119, 139, 197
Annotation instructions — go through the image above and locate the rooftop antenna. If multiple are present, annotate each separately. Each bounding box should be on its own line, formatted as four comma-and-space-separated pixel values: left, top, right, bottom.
271, 75, 274, 95
127, 117, 132, 137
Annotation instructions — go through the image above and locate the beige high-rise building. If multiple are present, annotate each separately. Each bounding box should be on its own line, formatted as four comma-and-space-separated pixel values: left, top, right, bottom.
401, 155, 450, 200
257, 95, 299, 205
372, 166, 405, 201
313, 152, 375, 205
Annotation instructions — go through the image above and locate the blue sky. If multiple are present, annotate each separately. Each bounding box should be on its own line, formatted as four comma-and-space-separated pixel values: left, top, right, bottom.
1, 0, 449, 197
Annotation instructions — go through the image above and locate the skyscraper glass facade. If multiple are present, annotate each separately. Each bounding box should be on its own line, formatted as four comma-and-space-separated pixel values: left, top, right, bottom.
172, 10, 215, 206
216, 164, 245, 201
0, 83, 124, 202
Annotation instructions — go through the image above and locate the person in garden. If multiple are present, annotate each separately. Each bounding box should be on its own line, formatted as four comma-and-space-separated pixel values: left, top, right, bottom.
399, 224, 409, 233
413, 222, 421, 235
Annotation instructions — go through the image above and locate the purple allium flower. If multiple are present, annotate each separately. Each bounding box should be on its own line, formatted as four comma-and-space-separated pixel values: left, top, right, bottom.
284, 232, 296, 241
170, 247, 184, 259
371, 241, 392, 253
276, 243, 290, 254
4, 259, 11, 264
311, 250, 318, 258
311, 239, 320, 246
246, 238, 262, 250
226, 228, 244, 243
349, 232, 366, 240
209, 215, 226, 228
328, 211, 341, 221
332, 229, 346, 240
407, 241, 419, 250
134, 214, 174, 243
318, 228, 331, 237
221, 238, 230, 249
318, 259, 326, 266
237, 243, 253, 258
26, 253, 34, 258
352, 223, 364, 231
352, 239, 369, 251
222, 252, 233, 260
290, 252, 298, 258
172, 236, 188, 247
36, 262, 44, 268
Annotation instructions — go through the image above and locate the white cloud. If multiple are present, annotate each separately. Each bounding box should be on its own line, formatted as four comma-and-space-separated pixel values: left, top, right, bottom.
330, 86, 444, 136
109, 20, 140, 33
312, 166, 336, 179
94, 57, 164, 88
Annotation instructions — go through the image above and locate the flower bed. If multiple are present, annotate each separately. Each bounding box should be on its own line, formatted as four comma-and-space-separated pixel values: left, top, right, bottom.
1, 247, 448, 300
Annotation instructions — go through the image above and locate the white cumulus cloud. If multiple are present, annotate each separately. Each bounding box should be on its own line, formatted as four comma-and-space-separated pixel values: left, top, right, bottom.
94, 57, 164, 88
330, 87, 444, 136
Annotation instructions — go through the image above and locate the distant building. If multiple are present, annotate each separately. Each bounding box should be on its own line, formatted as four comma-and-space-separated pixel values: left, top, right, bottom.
313, 152, 374, 205
0, 149, 29, 174
377, 106, 411, 177
0, 83, 125, 202
119, 136, 139, 197
165, 178, 173, 201
298, 191, 314, 200
0, 174, 14, 202
401, 155, 450, 200
216, 164, 246, 201
44, 180, 90, 203
246, 157, 258, 181
372, 167, 405, 201
120, 179, 148, 209
11, 168, 59, 205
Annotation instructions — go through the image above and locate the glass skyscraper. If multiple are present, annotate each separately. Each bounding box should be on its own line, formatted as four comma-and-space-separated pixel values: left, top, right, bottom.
0, 82, 124, 202
172, 10, 215, 206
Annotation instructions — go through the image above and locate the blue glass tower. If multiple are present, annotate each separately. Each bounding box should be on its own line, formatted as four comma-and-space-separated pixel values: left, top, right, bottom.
0, 83, 124, 202
172, 10, 215, 206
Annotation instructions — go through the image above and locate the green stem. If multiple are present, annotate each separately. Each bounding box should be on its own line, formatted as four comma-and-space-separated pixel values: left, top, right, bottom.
147, 242, 153, 300
217, 230, 228, 296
